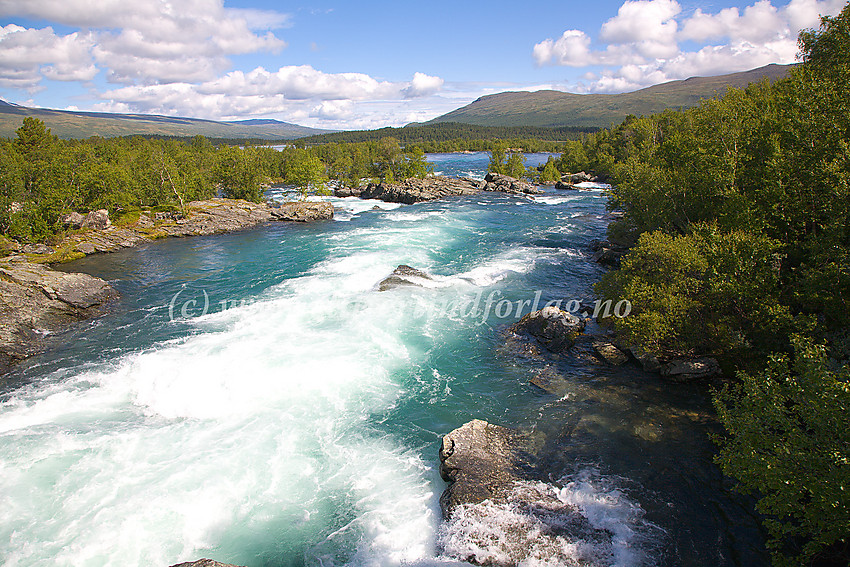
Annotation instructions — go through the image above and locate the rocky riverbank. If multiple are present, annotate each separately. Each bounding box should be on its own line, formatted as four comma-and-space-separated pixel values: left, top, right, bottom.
18, 198, 334, 263
334, 173, 539, 204
0, 259, 117, 375
0, 198, 333, 375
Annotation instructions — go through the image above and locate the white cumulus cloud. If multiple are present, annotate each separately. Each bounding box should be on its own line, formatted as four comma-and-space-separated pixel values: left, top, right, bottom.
533, 0, 845, 93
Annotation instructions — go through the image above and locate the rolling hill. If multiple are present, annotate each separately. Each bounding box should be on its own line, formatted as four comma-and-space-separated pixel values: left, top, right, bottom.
0, 99, 330, 140
428, 64, 794, 128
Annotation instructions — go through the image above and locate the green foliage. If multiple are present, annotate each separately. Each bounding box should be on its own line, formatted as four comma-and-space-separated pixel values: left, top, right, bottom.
714, 340, 850, 566
596, 225, 793, 365
505, 152, 526, 179
593, 7, 850, 564
539, 156, 560, 184
559, 140, 588, 173
488, 140, 506, 174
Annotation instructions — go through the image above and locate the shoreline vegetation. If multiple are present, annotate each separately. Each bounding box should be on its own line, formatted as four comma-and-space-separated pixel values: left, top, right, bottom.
1, 7, 848, 567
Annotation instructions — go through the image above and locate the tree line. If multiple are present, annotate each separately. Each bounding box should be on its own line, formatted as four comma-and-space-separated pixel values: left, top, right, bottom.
0, 127, 430, 243
571, 6, 849, 565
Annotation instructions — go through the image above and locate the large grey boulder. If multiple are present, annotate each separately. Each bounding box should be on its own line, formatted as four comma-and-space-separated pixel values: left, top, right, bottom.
270, 202, 334, 222
60, 211, 85, 228
661, 357, 721, 382
377, 264, 434, 291
336, 177, 480, 204
82, 209, 111, 230
438, 419, 535, 517
482, 172, 540, 195
509, 306, 585, 352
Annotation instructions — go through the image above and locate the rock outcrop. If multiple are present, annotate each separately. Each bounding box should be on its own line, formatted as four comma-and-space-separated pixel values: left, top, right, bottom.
335, 177, 482, 204
82, 209, 111, 230
509, 306, 585, 352
589, 239, 629, 268
438, 419, 536, 517
51, 199, 333, 258
482, 172, 540, 195
334, 174, 540, 204
0, 259, 117, 374
377, 265, 434, 291
661, 357, 721, 382
270, 201, 334, 222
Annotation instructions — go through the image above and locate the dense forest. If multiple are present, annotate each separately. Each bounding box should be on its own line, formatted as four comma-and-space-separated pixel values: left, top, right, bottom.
0, 128, 432, 243
573, 7, 849, 566
296, 121, 595, 150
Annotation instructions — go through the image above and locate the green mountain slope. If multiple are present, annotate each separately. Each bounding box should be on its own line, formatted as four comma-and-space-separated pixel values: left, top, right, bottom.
0, 100, 330, 140
428, 64, 794, 128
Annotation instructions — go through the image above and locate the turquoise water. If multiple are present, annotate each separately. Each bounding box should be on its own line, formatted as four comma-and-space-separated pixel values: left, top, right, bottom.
0, 154, 766, 567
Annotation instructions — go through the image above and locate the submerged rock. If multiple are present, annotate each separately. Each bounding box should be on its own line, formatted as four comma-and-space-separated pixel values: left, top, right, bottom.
509, 306, 585, 352
377, 264, 434, 291
661, 357, 721, 382
438, 419, 536, 517
592, 339, 629, 365
0, 260, 117, 374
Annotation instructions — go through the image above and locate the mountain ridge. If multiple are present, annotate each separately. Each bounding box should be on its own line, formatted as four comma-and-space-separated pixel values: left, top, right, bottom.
0, 101, 331, 140
427, 63, 795, 128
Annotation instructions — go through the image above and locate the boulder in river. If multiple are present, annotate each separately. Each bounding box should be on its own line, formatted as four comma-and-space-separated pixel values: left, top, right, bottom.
554, 180, 576, 190
509, 306, 585, 352
661, 357, 721, 382
482, 172, 540, 195
629, 345, 662, 373
336, 177, 480, 204
377, 264, 434, 291
270, 202, 334, 222
438, 419, 536, 517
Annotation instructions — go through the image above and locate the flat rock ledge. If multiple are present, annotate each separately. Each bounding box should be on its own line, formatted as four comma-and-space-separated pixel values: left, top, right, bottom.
438, 419, 537, 518
508, 306, 586, 353
0, 259, 117, 374
335, 174, 539, 204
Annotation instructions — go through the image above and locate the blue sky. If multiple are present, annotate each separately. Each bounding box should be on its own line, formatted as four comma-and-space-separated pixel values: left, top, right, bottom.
0, 0, 844, 129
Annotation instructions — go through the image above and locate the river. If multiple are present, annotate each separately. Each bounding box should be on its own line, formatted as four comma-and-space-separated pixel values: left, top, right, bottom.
0, 152, 767, 567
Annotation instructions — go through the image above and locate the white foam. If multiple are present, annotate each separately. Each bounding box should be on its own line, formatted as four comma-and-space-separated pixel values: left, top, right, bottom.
438, 471, 661, 567
534, 195, 581, 205
573, 182, 611, 191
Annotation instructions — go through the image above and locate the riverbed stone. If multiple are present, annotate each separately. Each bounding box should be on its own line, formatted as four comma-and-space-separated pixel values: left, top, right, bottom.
169, 561, 245, 567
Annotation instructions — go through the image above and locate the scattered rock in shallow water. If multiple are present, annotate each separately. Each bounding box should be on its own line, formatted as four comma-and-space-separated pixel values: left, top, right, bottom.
554, 180, 576, 190
661, 357, 721, 382
509, 306, 585, 352
529, 364, 571, 396
438, 419, 536, 517
377, 264, 434, 291
592, 340, 628, 365
336, 176, 480, 204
